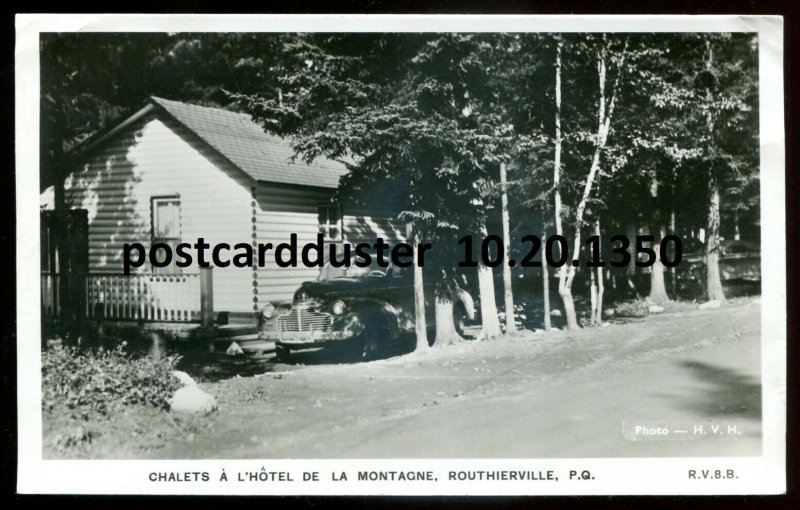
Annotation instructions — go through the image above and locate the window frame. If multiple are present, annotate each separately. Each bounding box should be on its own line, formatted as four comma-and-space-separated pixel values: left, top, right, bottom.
318, 202, 343, 242
150, 194, 182, 274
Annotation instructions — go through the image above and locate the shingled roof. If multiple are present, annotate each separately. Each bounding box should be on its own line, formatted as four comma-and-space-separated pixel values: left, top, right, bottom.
149, 96, 348, 189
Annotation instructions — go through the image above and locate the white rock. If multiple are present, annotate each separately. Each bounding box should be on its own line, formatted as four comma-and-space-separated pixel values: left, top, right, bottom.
170, 386, 217, 415
648, 305, 665, 314
172, 370, 197, 387
550, 309, 562, 317
699, 300, 722, 310
226, 341, 244, 355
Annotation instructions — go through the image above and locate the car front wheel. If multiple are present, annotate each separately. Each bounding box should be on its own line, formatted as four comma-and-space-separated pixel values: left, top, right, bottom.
275, 343, 291, 363
358, 315, 390, 361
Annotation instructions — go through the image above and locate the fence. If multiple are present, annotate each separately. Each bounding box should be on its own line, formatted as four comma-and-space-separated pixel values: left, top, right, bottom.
86, 273, 201, 322
42, 271, 208, 323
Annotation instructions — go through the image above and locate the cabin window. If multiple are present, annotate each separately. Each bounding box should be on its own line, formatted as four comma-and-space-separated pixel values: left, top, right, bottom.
318, 204, 342, 241
151, 196, 181, 274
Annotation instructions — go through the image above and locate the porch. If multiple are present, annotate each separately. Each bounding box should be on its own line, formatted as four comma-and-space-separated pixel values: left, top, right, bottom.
40, 267, 244, 341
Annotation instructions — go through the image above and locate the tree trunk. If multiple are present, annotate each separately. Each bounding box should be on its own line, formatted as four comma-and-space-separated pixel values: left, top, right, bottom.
434, 297, 462, 346
626, 222, 638, 292
412, 231, 429, 350
703, 38, 726, 304
542, 232, 551, 331
558, 286, 580, 331
477, 222, 502, 339
590, 266, 598, 325
499, 162, 516, 333
477, 263, 501, 339
650, 257, 669, 304
558, 63, 606, 331
552, 40, 579, 332
648, 174, 670, 305
593, 219, 605, 324
553, 41, 564, 245
52, 151, 74, 336
649, 224, 671, 304
552, 37, 628, 332
669, 210, 677, 295
54, 163, 66, 212
706, 169, 726, 302
596, 265, 604, 324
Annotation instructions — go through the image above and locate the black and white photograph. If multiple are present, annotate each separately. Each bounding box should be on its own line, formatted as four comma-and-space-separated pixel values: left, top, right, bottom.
15, 14, 785, 495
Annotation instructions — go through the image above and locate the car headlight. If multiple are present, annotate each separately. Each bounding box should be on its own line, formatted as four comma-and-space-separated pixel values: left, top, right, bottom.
262, 303, 276, 319
332, 300, 346, 316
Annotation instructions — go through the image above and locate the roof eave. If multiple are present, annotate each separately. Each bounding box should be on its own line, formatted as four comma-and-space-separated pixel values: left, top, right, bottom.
78, 103, 156, 156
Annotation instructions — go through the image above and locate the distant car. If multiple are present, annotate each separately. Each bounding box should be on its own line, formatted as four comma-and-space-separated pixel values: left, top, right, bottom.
677, 239, 761, 298
259, 262, 476, 362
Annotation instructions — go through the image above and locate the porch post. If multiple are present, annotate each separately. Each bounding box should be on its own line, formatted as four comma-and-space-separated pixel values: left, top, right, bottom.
200, 266, 214, 327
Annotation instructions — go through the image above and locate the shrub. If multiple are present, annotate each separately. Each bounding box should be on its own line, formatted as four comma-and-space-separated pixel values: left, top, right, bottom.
612, 299, 650, 318
42, 342, 181, 419
498, 303, 529, 333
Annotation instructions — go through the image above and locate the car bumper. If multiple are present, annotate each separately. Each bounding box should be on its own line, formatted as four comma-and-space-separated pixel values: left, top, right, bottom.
259, 316, 364, 347
260, 329, 356, 346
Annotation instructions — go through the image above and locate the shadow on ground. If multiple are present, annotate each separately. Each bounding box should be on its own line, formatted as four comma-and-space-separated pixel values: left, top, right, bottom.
176, 349, 275, 383
679, 360, 761, 420
176, 340, 397, 381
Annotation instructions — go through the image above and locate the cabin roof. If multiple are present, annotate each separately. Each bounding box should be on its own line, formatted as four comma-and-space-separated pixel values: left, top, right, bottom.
146, 96, 348, 189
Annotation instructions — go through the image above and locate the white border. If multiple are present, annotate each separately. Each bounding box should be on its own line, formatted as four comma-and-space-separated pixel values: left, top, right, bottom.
15, 14, 785, 495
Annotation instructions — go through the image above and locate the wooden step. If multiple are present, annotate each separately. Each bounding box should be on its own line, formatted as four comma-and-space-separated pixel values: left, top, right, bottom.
215, 325, 258, 338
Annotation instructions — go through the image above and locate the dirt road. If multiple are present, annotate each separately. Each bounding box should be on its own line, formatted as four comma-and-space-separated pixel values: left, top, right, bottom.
154, 299, 761, 459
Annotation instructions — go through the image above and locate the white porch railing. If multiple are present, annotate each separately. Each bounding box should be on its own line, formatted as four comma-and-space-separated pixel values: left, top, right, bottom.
86, 273, 201, 322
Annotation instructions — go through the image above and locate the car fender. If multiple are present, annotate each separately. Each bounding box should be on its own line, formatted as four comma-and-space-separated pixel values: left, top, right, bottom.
345, 298, 403, 339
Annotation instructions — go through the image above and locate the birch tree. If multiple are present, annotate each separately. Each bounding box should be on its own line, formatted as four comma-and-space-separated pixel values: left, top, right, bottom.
499, 162, 516, 333
554, 35, 629, 331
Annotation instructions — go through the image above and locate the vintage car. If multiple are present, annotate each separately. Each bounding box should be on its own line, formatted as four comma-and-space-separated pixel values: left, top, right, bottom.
259, 262, 476, 362
676, 239, 761, 298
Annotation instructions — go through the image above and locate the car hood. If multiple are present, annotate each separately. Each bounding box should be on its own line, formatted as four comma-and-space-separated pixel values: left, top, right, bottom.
293, 277, 392, 302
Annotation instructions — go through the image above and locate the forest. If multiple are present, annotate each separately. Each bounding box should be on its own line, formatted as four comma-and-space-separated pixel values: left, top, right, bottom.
41, 32, 760, 349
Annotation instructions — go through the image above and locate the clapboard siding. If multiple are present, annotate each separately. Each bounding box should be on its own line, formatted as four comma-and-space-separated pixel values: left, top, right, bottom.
253, 184, 406, 305
252, 184, 329, 304
64, 116, 254, 313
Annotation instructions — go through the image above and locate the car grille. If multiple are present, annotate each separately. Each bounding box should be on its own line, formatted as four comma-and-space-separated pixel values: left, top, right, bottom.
277, 301, 333, 333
